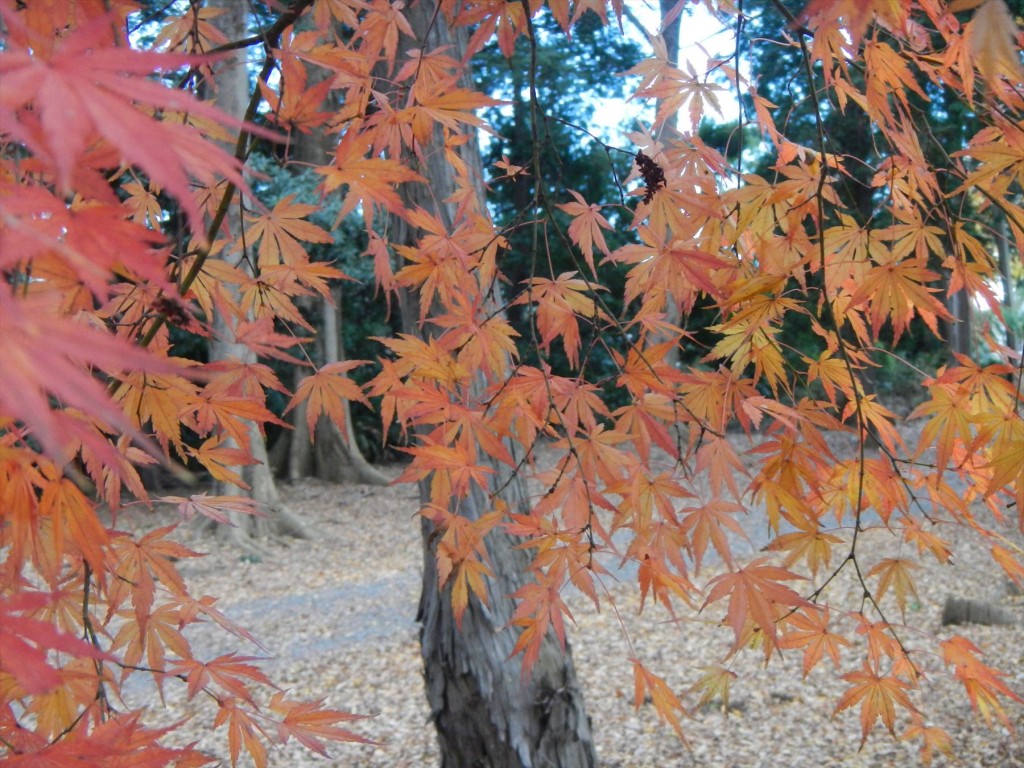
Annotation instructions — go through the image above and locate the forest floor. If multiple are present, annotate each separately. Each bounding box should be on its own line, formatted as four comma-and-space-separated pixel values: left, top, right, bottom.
136, 442, 1024, 768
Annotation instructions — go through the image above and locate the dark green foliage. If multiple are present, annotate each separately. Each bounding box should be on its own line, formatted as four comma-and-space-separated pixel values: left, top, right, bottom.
474, 10, 642, 387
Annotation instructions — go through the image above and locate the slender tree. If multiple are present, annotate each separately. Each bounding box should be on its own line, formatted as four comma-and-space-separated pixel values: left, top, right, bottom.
203, 0, 309, 543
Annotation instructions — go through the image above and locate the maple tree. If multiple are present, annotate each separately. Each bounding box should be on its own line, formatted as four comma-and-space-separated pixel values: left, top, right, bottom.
1, 0, 1022, 766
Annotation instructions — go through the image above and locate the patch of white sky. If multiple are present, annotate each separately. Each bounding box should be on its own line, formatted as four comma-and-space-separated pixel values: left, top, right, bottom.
607, 1, 744, 136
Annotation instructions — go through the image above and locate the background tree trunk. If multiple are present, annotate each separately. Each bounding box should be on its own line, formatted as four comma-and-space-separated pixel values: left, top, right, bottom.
312, 288, 390, 484
280, 60, 389, 486
947, 288, 974, 360
996, 214, 1019, 354
392, 3, 597, 765
206, 0, 308, 543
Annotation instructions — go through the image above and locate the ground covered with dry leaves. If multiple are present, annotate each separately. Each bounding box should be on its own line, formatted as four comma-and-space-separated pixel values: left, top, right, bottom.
140, 456, 1023, 768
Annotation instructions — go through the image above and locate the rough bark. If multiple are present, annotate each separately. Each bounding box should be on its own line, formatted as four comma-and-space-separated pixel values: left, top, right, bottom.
206, 0, 308, 543
393, 3, 597, 765
418, 463, 595, 768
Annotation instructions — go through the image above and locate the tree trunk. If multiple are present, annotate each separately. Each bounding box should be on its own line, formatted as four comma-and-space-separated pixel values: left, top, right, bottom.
282, 61, 388, 486
947, 286, 973, 360
418, 463, 594, 768
313, 288, 390, 485
206, 0, 308, 544
996, 214, 1018, 354
392, 3, 597, 765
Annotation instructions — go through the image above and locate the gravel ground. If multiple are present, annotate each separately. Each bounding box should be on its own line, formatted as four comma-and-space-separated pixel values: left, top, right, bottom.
135, 458, 1024, 767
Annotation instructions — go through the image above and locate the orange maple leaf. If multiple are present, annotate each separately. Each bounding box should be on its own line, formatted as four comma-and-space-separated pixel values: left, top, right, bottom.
514, 273, 605, 369
243, 195, 333, 267
941, 635, 1023, 729
269, 692, 373, 751
510, 574, 575, 676
779, 606, 851, 677
848, 256, 948, 343
834, 662, 917, 746
557, 189, 614, 275
702, 557, 807, 651
866, 558, 920, 619
284, 361, 370, 437
632, 660, 690, 743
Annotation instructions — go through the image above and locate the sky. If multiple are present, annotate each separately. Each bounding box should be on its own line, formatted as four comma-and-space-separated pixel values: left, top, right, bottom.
607, 2, 744, 135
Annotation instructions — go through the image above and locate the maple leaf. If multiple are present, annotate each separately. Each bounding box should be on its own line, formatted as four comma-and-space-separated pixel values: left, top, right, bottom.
38, 477, 109, 576
405, 86, 504, 143
110, 601, 192, 683
318, 137, 423, 222
259, 56, 334, 135
779, 606, 851, 677
0, 191, 173, 301
3, 713, 209, 767
214, 698, 268, 768
632, 660, 690, 743
510, 575, 575, 676
702, 558, 807, 652
114, 368, 199, 455
153, 5, 228, 52
834, 662, 917, 746
908, 382, 974, 476
848, 256, 948, 343
0, 289, 175, 463
107, 526, 200, 632
941, 635, 1023, 729
163, 493, 263, 527
686, 665, 738, 712
397, 437, 495, 498
284, 361, 370, 436
968, 0, 1024, 86
0, 592, 110, 695
243, 195, 334, 268
557, 190, 614, 275
990, 543, 1024, 588
189, 393, 288, 448
623, 36, 722, 129
764, 524, 843, 578
269, 693, 372, 751
172, 653, 274, 707
844, 395, 903, 456
899, 518, 953, 565
186, 434, 260, 488
0, 14, 262, 235
231, 317, 310, 365
799, 0, 909, 51
430, 293, 520, 379
557, 425, 630, 487
172, 593, 267, 653
608, 228, 728, 316
867, 558, 921, 619
514, 273, 605, 369
902, 718, 955, 766
680, 499, 747, 571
